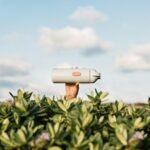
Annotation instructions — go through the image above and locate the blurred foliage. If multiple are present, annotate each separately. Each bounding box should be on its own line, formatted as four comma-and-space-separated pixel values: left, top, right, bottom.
0, 89, 149, 150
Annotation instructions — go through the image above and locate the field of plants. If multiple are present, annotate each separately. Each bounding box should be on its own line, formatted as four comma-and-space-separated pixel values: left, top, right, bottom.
0, 89, 149, 150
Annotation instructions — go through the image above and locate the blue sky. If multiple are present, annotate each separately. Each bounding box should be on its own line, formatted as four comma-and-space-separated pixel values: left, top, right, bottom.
0, 0, 150, 102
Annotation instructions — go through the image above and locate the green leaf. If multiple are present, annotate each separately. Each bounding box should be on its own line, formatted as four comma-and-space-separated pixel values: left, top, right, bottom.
23, 91, 32, 100
1, 118, 9, 132
0, 132, 14, 147
13, 112, 20, 125
87, 95, 95, 101
83, 114, 93, 128
32, 125, 44, 134
102, 127, 109, 138
99, 91, 109, 99
77, 131, 84, 145
48, 146, 62, 150
54, 122, 60, 133
57, 101, 67, 112
134, 117, 145, 129
118, 101, 124, 111
15, 129, 27, 144
15, 101, 27, 112
90, 133, 103, 150
115, 124, 128, 145
28, 120, 34, 130
17, 89, 24, 100
47, 123, 55, 138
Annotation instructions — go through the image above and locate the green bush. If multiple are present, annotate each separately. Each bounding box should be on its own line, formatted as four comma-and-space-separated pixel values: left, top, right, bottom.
0, 89, 149, 150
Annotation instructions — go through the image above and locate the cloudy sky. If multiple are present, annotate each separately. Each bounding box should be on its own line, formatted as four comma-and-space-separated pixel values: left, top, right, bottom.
0, 0, 150, 103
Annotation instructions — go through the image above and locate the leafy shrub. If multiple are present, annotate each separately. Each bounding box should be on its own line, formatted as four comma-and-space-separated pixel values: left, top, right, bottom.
0, 89, 149, 150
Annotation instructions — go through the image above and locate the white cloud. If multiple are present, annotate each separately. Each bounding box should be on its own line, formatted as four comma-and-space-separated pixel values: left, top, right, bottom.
39, 26, 111, 51
128, 43, 150, 56
27, 83, 64, 96
0, 58, 65, 99
55, 63, 72, 68
116, 43, 150, 72
54, 63, 88, 69
0, 58, 30, 76
0, 89, 10, 101
2, 32, 18, 42
0, 79, 28, 88
0, 79, 29, 100
0, 58, 32, 100
0, 58, 66, 100
0, 82, 64, 100
70, 6, 108, 22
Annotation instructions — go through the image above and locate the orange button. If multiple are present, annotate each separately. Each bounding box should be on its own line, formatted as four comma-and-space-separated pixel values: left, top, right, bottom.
72, 72, 81, 76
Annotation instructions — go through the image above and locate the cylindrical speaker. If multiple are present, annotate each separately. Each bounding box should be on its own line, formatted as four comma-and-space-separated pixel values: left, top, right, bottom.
52, 68, 101, 83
